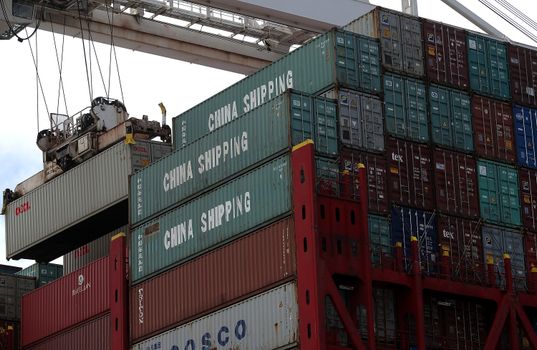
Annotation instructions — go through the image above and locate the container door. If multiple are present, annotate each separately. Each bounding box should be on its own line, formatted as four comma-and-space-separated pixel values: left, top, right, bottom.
356, 36, 381, 93
400, 16, 424, 76
404, 78, 428, 142
384, 74, 406, 139
379, 10, 402, 71
314, 97, 338, 156
335, 31, 358, 89
498, 165, 521, 227
478, 161, 500, 223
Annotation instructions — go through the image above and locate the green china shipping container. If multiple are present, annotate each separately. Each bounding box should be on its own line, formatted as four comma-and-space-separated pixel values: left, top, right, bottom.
384, 73, 428, 143
429, 84, 473, 152
15, 263, 63, 287
467, 32, 510, 99
131, 155, 292, 283
477, 159, 521, 227
172, 29, 381, 148
131, 91, 334, 227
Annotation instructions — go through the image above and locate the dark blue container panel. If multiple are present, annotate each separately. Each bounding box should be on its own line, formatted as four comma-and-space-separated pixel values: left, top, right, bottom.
390, 206, 437, 274
514, 105, 537, 169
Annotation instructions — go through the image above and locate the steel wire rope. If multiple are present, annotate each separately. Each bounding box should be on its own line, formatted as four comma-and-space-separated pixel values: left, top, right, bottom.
85, 20, 110, 97
50, 14, 69, 116
76, 0, 93, 103
478, 0, 537, 44
107, 0, 125, 104
494, 0, 537, 33
25, 27, 50, 132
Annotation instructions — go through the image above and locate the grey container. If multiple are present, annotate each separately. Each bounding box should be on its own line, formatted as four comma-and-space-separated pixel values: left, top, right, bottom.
63, 225, 128, 274
15, 263, 62, 287
323, 88, 384, 152
0, 273, 35, 321
172, 29, 382, 148
5, 140, 171, 262
131, 155, 292, 283
131, 91, 333, 227
482, 225, 525, 291
345, 7, 425, 77
131, 282, 298, 350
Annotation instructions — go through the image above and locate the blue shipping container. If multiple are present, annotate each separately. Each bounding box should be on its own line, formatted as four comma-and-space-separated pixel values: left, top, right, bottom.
514, 104, 537, 169
390, 206, 437, 274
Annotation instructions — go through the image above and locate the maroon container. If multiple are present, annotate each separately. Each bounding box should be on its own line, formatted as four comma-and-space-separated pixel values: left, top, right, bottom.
21, 257, 110, 347
508, 43, 537, 107
24, 314, 110, 350
433, 148, 479, 218
472, 95, 515, 163
424, 293, 488, 350
524, 231, 537, 271
386, 137, 434, 210
129, 216, 296, 343
519, 167, 537, 231
422, 19, 468, 89
340, 148, 389, 214
437, 215, 484, 284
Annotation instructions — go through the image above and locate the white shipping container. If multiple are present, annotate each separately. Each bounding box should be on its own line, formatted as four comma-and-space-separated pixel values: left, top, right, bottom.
132, 282, 299, 350
5, 140, 170, 262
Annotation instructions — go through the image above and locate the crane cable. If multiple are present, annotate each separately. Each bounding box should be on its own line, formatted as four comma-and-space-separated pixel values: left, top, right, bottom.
477, 0, 537, 44
49, 14, 69, 116
105, 0, 125, 105
76, 0, 93, 104
494, 0, 537, 34
25, 27, 50, 133
86, 21, 110, 97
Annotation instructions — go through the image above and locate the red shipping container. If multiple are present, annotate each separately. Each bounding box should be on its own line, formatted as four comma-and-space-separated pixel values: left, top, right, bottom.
433, 148, 479, 218
509, 44, 537, 107
340, 148, 389, 214
472, 95, 515, 163
422, 19, 468, 89
524, 231, 537, 271
519, 167, 537, 231
387, 137, 434, 210
24, 314, 110, 350
129, 216, 296, 343
437, 215, 484, 285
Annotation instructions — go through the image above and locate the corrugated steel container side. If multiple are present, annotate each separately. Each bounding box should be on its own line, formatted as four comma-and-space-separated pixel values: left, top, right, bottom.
335, 88, 384, 152
467, 33, 510, 99
472, 95, 515, 163
422, 19, 468, 88
514, 104, 537, 169
519, 167, 537, 231
373, 287, 397, 346
0, 274, 35, 321
477, 159, 521, 227
172, 29, 381, 148
369, 215, 392, 267
424, 293, 488, 350
482, 225, 526, 290
131, 155, 292, 283
390, 206, 438, 274
387, 138, 434, 210
131, 94, 295, 227
524, 231, 537, 272
313, 96, 339, 156
433, 148, 479, 218
5, 140, 170, 260
508, 44, 537, 107
345, 8, 424, 76
24, 314, 110, 350
429, 84, 473, 152
340, 149, 389, 213
384, 73, 428, 142
63, 225, 127, 274
129, 216, 296, 343
132, 282, 298, 350
21, 257, 110, 347
437, 215, 484, 284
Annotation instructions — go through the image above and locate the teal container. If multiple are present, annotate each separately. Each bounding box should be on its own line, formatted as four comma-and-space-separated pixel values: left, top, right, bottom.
131, 155, 292, 283
16, 263, 63, 286
369, 215, 391, 266
384, 73, 428, 142
429, 84, 473, 152
467, 33, 510, 99
477, 159, 521, 227
131, 91, 334, 227
173, 29, 381, 148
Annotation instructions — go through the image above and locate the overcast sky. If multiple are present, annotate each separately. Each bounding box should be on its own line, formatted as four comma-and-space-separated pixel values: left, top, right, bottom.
0, 0, 535, 269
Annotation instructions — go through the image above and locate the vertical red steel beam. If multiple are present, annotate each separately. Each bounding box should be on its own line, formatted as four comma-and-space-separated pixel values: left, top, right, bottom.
514, 303, 537, 348
410, 236, 426, 350
357, 163, 376, 350
504, 255, 521, 350
529, 266, 537, 294
484, 298, 510, 350
291, 140, 324, 350
395, 242, 404, 272
110, 232, 128, 350
6, 325, 13, 350
505, 254, 514, 295
487, 254, 496, 288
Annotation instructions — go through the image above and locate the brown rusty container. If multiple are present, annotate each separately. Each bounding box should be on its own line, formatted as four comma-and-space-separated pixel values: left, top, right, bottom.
519, 167, 537, 232
129, 216, 296, 343
524, 231, 537, 271
471, 95, 515, 163
508, 43, 537, 107
437, 215, 484, 285
422, 19, 468, 89
340, 148, 389, 214
386, 137, 434, 210
433, 148, 479, 218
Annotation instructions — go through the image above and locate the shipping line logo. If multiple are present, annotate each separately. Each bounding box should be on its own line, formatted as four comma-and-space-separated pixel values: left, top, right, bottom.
72, 274, 91, 296
15, 201, 30, 216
